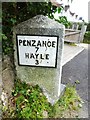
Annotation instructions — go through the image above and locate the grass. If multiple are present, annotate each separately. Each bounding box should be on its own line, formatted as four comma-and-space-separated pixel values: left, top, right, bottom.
83, 31, 90, 44
83, 39, 90, 44
54, 85, 83, 118
64, 41, 77, 46
2, 79, 83, 119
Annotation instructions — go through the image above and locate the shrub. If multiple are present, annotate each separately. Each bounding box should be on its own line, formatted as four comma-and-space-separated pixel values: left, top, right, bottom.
83, 31, 90, 44
84, 31, 90, 40
2, 2, 71, 56
87, 22, 90, 31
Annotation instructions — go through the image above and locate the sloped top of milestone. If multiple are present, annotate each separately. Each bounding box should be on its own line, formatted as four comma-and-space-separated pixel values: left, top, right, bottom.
16, 15, 64, 29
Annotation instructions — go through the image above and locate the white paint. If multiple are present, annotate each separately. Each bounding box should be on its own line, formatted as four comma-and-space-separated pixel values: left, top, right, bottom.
17, 35, 58, 67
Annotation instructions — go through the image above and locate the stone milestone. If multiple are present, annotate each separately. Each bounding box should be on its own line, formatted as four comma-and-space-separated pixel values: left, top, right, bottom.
13, 15, 65, 105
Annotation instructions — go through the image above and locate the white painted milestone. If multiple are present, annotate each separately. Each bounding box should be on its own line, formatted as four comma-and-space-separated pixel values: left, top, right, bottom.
16, 35, 58, 67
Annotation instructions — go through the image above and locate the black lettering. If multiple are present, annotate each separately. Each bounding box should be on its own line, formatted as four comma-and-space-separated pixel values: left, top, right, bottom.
23, 40, 26, 46
35, 54, 39, 59
30, 53, 35, 59
27, 40, 31, 46
37, 41, 41, 47
25, 53, 29, 58
42, 41, 46, 47
35, 60, 39, 65
52, 41, 56, 48
35, 47, 39, 53
19, 39, 22, 46
40, 54, 44, 59
32, 40, 36, 46
46, 54, 49, 60
47, 41, 51, 47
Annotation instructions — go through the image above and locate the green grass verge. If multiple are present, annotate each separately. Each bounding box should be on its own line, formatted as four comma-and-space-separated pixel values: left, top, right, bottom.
64, 41, 77, 46
83, 39, 90, 44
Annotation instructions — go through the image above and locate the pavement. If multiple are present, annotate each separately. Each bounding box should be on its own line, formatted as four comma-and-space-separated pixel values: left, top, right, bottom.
62, 43, 85, 66
62, 43, 89, 118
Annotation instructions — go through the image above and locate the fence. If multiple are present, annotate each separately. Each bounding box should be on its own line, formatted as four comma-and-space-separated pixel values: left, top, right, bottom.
65, 23, 87, 43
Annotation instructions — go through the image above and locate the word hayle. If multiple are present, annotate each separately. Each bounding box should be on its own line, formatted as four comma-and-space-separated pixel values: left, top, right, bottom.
16, 35, 58, 67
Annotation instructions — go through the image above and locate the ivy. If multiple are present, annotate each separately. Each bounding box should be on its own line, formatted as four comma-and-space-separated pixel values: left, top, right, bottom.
2, 2, 71, 56
2, 2, 56, 55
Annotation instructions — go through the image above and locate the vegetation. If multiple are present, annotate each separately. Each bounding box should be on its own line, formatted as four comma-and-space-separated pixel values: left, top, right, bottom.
2, 79, 55, 118
75, 22, 90, 44
83, 31, 90, 44
55, 85, 83, 118
2, 1, 84, 119
2, 79, 83, 119
78, 22, 83, 30
64, 41, 77, 46
87, 22, 90, 31
55, 16, 71, 28
2, 2, 71, 56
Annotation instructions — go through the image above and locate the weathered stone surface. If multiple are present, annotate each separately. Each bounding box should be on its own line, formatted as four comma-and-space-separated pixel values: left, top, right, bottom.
2, 56, 14, 98
13, 15, 65, 104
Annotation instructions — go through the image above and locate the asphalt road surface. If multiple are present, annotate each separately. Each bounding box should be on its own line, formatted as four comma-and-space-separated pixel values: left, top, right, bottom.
61, 44, 89, 118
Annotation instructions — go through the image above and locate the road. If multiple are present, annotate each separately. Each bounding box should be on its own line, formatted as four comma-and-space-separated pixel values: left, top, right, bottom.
61, 44, 89, 118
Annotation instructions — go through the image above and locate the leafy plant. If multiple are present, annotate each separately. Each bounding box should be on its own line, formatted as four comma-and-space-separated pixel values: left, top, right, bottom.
2, 79, 83, 118
11, 79, 54, 118
2, 2, 71, 56
55, 16, 71, 28
87, 22, 90, 31
2, 2, 50, 55
83, 31, 90, 44
75, 80, 80, 84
